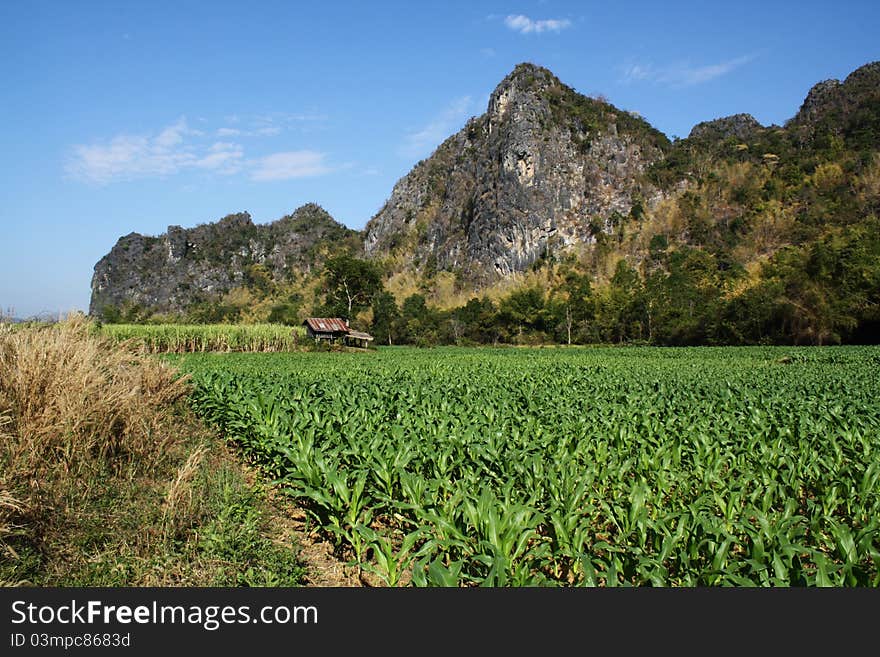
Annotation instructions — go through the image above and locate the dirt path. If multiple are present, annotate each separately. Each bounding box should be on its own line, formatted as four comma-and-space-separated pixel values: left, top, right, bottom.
223, 441, 364, 587
268, 504, 364, 587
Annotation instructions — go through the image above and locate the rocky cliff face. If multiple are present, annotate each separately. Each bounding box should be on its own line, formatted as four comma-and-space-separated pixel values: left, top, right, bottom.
786, 61, 880, 146
89, 203, 360, 316
363, 63, 670, 284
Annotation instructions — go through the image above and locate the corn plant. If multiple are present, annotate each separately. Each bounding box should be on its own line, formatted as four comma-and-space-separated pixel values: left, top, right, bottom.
179, 345, 880, 586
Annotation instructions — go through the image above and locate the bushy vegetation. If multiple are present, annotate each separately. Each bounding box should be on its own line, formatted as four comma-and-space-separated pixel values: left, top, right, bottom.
543, 77, 671, 154
180, 346, 880, 586
366, 217, 880, 347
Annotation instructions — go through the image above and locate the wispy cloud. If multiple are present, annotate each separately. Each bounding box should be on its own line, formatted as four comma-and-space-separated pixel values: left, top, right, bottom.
400, 96, 474, 159
620, 55, 756, 88
65, 117, 212, 184
215, 125, 280, 138
254, 125, 282, 136
504, 14, 571, 35
67, 116, 331, 184
215, 113, 325, 138
195, 142, 244, 173
250, 151, 330, 181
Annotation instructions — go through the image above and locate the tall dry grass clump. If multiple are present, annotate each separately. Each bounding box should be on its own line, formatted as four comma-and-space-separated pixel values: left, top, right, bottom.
0, 315, 187, 475
0, 315, 189, 573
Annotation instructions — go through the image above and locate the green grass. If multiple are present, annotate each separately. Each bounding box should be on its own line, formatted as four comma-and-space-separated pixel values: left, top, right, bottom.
173, 345, 880, 586
0, 431, 307, 587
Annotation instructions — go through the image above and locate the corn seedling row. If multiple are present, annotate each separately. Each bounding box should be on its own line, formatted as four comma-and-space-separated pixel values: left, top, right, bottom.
178, 346, 880, 586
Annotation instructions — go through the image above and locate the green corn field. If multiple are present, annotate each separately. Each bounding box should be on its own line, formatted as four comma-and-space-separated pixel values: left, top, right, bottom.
172, 346, 880, 586
100, 323, 306, 353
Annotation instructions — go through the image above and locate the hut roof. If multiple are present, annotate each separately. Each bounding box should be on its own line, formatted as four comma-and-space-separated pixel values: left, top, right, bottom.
347, 330, 374, 341
303, 317, 349, 333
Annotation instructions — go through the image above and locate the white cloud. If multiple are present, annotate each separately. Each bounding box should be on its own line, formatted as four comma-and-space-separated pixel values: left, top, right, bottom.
504, 14, 571, 34
195, 142, 244, 173
66, 118, 201, 184
620, 55, 756, 88
620, 63, 653, 82
250, 150, 331, 181
400, 96, 474, 159
66, 116, 336, 184
154, 118, 189, 148
678, 56, 755, 86
216, 124, 280, 137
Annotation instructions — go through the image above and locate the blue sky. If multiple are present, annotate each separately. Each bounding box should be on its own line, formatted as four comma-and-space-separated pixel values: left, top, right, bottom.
1, 0, 878, 318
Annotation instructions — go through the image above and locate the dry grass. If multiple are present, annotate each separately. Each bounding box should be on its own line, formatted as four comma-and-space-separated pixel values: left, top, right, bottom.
0, 315, 190, 581
0, 412, 20, 560
161, 443, 208, 540
0, 315, 365, 587
0, 481, 25, 556
0, 314, 188, 481
0, 315, 309, 586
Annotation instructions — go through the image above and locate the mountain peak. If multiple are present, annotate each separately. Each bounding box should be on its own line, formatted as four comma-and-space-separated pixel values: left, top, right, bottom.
843, 60, 880, 85
485, 62, 565, 126
688, 113, 764, 142
216, 212, 253, 229
795, 78, 842, 123
502, 62, 559, 87
788, 60, 880, 141
365, 61, 668, 282
89, 205, 361, 318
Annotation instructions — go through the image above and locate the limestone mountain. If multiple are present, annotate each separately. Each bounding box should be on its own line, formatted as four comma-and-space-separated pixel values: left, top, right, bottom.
89, 203, 361, 317
89, 60, 880, 342
363, 63, 671, 285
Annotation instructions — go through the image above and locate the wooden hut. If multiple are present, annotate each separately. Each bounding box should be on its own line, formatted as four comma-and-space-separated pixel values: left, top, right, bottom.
302, 318, 375, 348
303, 317, 350, 342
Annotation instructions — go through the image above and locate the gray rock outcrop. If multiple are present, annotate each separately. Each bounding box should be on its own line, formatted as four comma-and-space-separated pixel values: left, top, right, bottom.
363, 63, 670, 284
89, 203, 360, 316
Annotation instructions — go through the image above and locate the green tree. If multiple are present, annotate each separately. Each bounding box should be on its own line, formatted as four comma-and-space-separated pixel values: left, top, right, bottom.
395, 294, 434, 345
267, 293, 302, 325
371, 290, 400, 345
648, 247, 727, 345
595, 260, 644, 343
552, 270, 594, 344
497, 287, 550, 343
99, 304, 122, 323
320, 256, 383, 320
244, 264, 275, 297
455, 297, 498, 344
